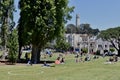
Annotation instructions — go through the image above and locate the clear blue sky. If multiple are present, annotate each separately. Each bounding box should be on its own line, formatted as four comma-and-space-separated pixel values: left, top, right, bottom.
14, 0, 120, 30
68, 0, 120, 30
14, 0, 20, 27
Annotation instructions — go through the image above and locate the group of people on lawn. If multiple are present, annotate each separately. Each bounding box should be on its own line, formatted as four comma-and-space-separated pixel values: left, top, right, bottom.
108, 55, 118, 62
55, 56, 65, 64
25, 49, 65, 66
24, 48, 119, 66
42, 54, 65, 67
75, 51, 92, 63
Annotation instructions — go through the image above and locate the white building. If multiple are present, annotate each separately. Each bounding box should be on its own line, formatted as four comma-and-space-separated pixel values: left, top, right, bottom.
65, 13, 117, 54
65, 33, 117, 54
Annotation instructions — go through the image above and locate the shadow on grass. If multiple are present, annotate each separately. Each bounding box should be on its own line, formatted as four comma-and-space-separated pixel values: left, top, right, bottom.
17, 59, 55, 64
0, 59, 55, 65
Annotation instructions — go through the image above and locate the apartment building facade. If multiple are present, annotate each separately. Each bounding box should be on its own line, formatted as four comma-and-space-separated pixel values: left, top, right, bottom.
65, 33, 117, 54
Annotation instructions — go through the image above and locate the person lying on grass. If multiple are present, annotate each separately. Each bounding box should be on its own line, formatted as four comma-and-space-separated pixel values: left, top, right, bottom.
42, 61, 55, 67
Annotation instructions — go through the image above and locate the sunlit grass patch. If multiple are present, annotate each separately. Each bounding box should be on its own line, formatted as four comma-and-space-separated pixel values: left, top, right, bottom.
0, 53, 120, 80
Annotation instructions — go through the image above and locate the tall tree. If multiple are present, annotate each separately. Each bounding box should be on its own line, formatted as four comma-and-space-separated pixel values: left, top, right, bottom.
0, 0, 15, 50
8, 29, 18, 64
98, 27, 120, 56
18, 0, 74, 63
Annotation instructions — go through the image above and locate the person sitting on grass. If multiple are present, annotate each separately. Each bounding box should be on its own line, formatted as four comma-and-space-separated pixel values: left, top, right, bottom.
104, 56, 115, 64
60, 57, 65, 64
113, 55, 118, 62
55, 57, 60, 64
75, 53, 79, 63
27, 60, 32, 66
109, 57, 114, 62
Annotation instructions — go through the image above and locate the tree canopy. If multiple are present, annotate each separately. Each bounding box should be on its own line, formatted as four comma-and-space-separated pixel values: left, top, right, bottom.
55, 37, 70, 52
0, 0, 15, 50
66, 23, 99, 35
66, 24, 76, 33
18, 0, 74, 63
8, 29, 18, 64
98, 27, 120, 56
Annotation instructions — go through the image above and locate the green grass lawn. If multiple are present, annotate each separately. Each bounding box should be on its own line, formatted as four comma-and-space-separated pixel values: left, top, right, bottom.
0, 53, 120, 80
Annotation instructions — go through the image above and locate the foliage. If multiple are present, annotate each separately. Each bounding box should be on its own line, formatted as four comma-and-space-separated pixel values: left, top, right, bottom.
66, 23, 99, 35
96, 50, 100, 55
109, 48, 115, 52
82, 48, 88, 53
8, 30, 18, 64
18, 0, 74, 63
66, 24, 76, 33
0, 0, 15, 50
55, 37, 70, 52
98, 27, 120, 40
98, 27, 120, 56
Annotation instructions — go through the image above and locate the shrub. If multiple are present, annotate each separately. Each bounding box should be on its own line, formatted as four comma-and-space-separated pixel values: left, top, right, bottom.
82, 48, 88, 53
96, 50, 100, 55
109, 48, 115, 52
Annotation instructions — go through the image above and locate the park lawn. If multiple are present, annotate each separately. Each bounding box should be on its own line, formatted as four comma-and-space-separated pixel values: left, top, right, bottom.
0, 53, 120, 80
0, 51, 3, 55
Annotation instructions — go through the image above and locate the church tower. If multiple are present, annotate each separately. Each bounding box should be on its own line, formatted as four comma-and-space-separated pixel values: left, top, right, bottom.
76, 14, 80, 27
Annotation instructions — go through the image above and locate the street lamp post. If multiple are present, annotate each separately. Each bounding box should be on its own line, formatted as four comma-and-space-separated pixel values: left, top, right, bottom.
88, 35, 90, 54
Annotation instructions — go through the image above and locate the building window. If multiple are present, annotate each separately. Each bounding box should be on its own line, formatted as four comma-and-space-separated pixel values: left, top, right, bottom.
98, 45, 102, 47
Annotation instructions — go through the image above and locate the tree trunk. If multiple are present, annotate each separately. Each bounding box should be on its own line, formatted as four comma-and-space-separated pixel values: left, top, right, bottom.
18, 45, 22, 60
117, 49, 120, 57
37, 49, 41, 63
31, 45, 40, 64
